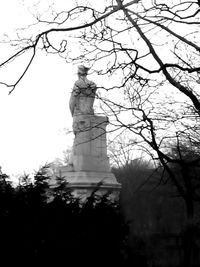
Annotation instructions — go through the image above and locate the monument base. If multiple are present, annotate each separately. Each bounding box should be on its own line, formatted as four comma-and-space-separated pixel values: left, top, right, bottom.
52, 166, 121, 201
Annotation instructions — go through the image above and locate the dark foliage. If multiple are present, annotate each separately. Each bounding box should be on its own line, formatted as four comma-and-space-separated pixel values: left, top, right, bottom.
0, 168, 128, 266
113, 160, 200, 267
1, 163, 200, 266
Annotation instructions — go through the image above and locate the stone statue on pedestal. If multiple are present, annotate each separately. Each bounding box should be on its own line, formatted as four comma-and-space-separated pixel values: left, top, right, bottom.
55, 65, 121, 198
68, 65, 109, 172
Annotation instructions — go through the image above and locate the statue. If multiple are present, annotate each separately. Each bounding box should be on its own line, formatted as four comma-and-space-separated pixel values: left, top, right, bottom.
69, 65, 98, 167
54, 64, 121, 199
69, 65, 97, 118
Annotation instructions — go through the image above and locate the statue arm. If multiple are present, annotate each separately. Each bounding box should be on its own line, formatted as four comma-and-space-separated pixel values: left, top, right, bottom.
86, 79, 97, 96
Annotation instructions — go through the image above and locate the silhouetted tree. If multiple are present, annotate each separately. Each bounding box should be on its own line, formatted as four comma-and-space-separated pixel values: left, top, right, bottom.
1, 1, 200, 265
0, 166, 128, 266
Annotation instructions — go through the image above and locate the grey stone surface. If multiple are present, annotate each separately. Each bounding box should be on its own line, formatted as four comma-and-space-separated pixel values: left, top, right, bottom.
54, 65, 121, 198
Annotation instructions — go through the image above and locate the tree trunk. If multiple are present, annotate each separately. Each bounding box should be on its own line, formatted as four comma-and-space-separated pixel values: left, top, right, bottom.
183, 197, 194, 267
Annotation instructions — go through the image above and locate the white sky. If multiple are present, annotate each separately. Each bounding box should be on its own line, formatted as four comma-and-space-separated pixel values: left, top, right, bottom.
0, 1, 193, 179
0, 1, 79, 178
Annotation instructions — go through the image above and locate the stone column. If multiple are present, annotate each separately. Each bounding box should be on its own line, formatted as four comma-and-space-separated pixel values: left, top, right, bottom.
56, 114, 121, 199
72, 115, 110, 172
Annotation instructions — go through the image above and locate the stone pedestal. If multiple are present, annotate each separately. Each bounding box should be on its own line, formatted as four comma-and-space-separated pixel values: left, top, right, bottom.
55, 115, 121, 199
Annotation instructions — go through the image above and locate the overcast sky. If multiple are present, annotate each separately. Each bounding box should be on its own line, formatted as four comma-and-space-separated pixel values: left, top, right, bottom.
0, 0, 185, 179
0, 1, 80, 178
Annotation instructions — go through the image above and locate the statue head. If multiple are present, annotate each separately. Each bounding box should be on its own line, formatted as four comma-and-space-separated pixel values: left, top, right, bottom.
77, 65, 90, 76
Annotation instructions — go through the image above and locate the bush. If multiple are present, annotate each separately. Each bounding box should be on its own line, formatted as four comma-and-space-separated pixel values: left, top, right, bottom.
0, 168, 128, 266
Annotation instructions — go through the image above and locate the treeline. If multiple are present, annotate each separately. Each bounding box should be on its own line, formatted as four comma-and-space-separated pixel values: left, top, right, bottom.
0, 166, 128, 266
114, 158, 200, 267
1, 161, 200, 267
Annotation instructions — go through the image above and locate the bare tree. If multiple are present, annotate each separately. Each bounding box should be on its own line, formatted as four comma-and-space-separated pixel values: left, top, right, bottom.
108, 131, 142, 167
0, 1, 200, 265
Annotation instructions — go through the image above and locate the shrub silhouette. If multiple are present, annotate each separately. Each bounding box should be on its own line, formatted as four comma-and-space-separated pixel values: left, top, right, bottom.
0, 167, 128, 266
